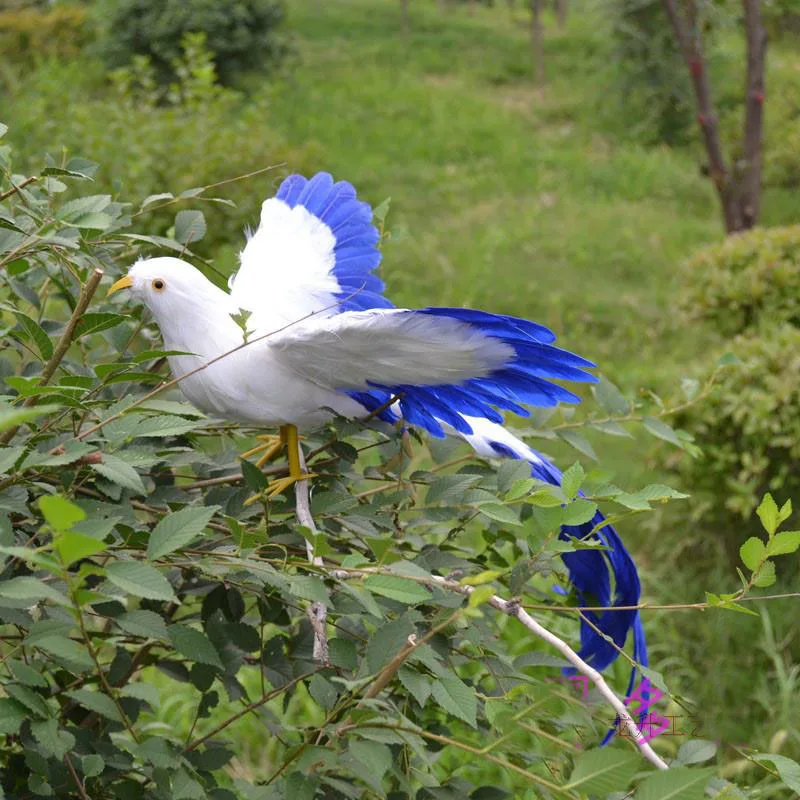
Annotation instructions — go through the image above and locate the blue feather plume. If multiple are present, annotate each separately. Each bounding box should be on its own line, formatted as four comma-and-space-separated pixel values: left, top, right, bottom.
276, 172, 394, 312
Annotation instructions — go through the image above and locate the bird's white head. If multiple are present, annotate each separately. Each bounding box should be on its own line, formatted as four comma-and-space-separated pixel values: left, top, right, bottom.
108, 257, 237, 352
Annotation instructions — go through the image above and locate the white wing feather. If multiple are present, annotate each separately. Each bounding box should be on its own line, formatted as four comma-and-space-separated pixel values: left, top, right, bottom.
230, 199, 340, 328
266, 309, 515, 390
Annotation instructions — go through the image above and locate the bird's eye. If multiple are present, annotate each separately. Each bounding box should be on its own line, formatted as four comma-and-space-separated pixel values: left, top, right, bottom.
152, 279, 166, 292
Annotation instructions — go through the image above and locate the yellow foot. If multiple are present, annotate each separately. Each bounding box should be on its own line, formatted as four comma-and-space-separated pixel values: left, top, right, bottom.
243, 472, 317, 505
241, 424, 313, 505
240, 434, 284, 469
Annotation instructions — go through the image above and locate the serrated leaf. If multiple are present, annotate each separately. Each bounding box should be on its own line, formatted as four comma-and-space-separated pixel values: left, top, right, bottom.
756, 493, 780, 536
753, 559, 776, 587
34, 636, 94, 672
480, 503, 522, 526
130, 415, 203, 438
561, 462, 585, 500
114, 609, 169, 641
66, 689, 122, 722
504, 477, 535, 502
561, 499, 597, 526
6, 684, 50, 718
81, 754, 104, 777
767, 531, 800, 555
0, 404, 61, 433
174, 209, 206, 244
593, 377, 631, 414
349, 739, 392, 786
0, 445, 24, 474
366, 614, 415, 672
0, 576, 69, 606
677, 739, 717, 765
426, 474, 483, 505
141, 192, 174, 208
739, 537, 765, 571
642, 416, 681, 446
563, 749, 639, 793
7, 659, 48, 688
13, 311, 52, 359
635, 766, 714, 800
0, 698, 28, 734
55, 529, 107, 566
363, 575, 431, 605
430, 672, 477, 727
147, 505, 219, 560
398, 666, 431, 706
39, 494, 85, 531
751, 754, 800, 792
168, 624, 223, 669
74, 312, 128, 338
557, 430, 597, 460
90, 454, 146, 494
31, 719, 75, 759
106, 561, 177, 601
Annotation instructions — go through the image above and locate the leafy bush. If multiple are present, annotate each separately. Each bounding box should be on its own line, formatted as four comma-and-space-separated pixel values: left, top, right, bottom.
676, 325, 800, 536
0, 5, 90, 67
4, 35, 313, 254
0, 129, 741, 798
679, 225, 800, 337
99, 0, 286, 85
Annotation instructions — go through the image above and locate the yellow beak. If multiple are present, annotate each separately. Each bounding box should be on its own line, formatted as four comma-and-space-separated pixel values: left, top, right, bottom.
108, 275, 133, 296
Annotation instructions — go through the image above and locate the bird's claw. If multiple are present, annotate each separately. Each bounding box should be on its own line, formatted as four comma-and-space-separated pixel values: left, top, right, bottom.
243, 471, 316, 506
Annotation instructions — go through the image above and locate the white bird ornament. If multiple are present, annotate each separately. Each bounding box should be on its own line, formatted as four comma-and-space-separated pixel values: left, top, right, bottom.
109, 173, 647, 711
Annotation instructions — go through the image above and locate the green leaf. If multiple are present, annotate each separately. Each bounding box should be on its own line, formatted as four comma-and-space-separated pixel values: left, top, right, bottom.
74, 312, 128, 338
39, 494, 85, 532
114, 609, 170, 640
363, 575, 431, 605
557, 429, 597, 460
106, 561, 177, 602
168, 624, 223, 669
561, 461, 585, 500
31, 719, 75, 760
677, 740, 717, 765
756, 493, 780, 536
635, 767, 714, 800
753, 559, 776, 587
739, 537, 765, 571
129, 415, 203, 438
7, 659, 48, 688
147, 505, 219, 560
349, 739, 392, 787
54, 529, 107, 566
563, 749, 639, 794
430, 672, 477, 727
561, 499, 597, 526
81, 754, 104, 778
366, 614, 415, 672
174, 209, 207, 244
90, 454, 147, 494
13, 311, 53, 360
34, 635, 94, 672
0, 445, 24, 474
66, 689, 123, 722
6, 684, 51, 718
751, 754, 800, 792
0, 698, 28, 734
0, 404, 61, 433
480, 503, 522, 526
0, 576, 69, 606
593, 376, 631, 414
642, 416, 682, 447
767, 530, 800, 556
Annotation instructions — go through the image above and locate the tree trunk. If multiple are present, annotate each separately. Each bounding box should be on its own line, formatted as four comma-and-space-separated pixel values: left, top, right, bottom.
530, 0, 545, 85
662, 0, 767, 234
740, 0, 767, 228
400, 0, 410, 31
556, 0, 568, 27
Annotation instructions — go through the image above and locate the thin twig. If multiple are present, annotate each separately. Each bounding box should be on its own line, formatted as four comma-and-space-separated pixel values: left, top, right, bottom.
63, 753, 90, 800
0, 175, 38, 202
1, 268, 104, 445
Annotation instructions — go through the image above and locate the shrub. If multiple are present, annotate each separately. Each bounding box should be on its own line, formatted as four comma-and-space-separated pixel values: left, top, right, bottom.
3, 35, 313, 255
0, 5, 90, 67
675, 324, 800, 545
99, 0, 286, 85
679, 225, 800, 337
0, 130, 720, 798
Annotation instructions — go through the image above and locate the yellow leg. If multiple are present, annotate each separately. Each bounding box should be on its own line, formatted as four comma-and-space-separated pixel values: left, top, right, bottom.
240, 430, 286, 468
243, 424, 315, 504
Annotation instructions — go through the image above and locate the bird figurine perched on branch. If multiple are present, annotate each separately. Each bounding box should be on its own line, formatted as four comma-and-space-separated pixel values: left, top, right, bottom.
109, 172, 647, 728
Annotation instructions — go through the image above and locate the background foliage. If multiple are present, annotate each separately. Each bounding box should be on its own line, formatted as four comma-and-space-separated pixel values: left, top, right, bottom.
2, 0, 800, 796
